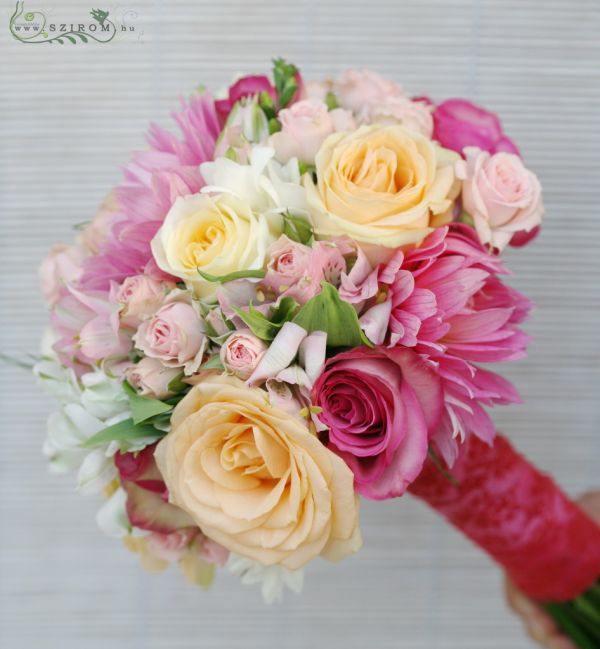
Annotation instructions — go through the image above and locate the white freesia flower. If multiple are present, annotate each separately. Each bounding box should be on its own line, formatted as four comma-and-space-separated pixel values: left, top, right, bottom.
77, 448, 118, 495
201, 147, 308, 216
96, 487, 131, 538
80, 370, 129, 420
44, 403, 105, 474
227, 554, 304, 604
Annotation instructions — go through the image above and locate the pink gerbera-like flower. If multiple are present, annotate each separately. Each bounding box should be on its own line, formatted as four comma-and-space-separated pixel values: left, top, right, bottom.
340, 224, 531, 465
79, 94, 220, 292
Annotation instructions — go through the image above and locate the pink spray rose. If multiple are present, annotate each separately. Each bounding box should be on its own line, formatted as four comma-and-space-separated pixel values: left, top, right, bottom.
433, 99, 520, 156
215, 75, 276, 124
133, 295, 207, 375
311, 346, 443, 500
369, 96, 434, 137
261, 236, 347, 305
457, 148, 544, 251
334, 69, 403, 116
125, 356, 182, 399
116, 275, 172, 329
270, 100, 355, 164
39, 244, 86, 306
220, 329, 267, 380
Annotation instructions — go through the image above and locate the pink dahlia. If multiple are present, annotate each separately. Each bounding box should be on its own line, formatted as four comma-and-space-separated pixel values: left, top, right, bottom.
340, 224, 531, 465
79, 94, 220, 292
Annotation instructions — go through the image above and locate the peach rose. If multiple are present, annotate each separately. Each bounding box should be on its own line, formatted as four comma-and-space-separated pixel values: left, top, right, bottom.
457, 147, 544, 251
305, 124, 459, 247
154, 374, 361, 569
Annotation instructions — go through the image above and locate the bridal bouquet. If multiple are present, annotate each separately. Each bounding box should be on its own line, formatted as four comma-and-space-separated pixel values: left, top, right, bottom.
37, 59, 600, 644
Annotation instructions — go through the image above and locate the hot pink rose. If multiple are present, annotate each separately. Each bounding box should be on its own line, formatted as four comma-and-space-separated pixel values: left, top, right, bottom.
215, 75, 276, 124
133, 297, 207, 375
125, 356, 182, 399
116, 275, 171, 328
262, 237, 347, 304
311, 346, 443, 500
220, 329, 267, 380
39, 244, 86, 306
457, 148, 544, 251
270, 100, 355, 164
433, 99, 520, 156
334, 69, 403, 116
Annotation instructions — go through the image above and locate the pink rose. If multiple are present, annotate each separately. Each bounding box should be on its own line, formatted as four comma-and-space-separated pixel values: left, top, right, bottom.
334, 69, 403, 116
133, 297, 207, 375
311, 346, 442, 500
433, 99, 520, 156
116, 275, 171, 328
39, 244, 86, 306
261, 237, 346, 304
125, 356, 182, 399
457, 148, 544, 251
270, 100, 355, 164
215, 75, 276, 124
220, 329, 267, 380
369, 97, 434, 137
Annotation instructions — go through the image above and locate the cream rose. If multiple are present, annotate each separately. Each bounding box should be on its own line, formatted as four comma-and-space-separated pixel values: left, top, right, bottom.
154, 374, 361, 569
151, 192, 280, 298
305, 124, 459, 247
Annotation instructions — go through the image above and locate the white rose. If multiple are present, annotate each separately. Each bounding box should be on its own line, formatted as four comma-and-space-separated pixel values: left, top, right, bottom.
151, 191, 280, 298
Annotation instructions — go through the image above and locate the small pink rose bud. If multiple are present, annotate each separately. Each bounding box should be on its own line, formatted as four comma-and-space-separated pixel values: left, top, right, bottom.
133, 298, 207, 375
220, 329, 267, 380
125, 357, 182, 399
116, 275, 172, 328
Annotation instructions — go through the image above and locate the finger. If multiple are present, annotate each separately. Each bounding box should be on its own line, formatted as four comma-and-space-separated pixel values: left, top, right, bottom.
526, 611, 557, 644
548, 634, 578, 649
578, 492, 600, 520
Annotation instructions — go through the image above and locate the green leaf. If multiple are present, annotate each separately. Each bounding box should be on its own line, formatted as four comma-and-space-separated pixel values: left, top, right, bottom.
82, 418, 162, 449
272, 58, 299, 108
233, 296, 299, 342
324, 91, 340, 111
282, 212, 313, 245
78, 33, 88, 43
259, 90, 276, 120
123, 382, 172, 425
199, 355, 225, 371
65, 34, 77, 44
293, 283, 372, 348
167, 374, 187, 393
268, 117, 281, 134
197, 268, 266, 283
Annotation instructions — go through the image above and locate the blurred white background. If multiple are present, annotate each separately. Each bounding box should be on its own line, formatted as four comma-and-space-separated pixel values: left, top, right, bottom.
1, 1, 599, 647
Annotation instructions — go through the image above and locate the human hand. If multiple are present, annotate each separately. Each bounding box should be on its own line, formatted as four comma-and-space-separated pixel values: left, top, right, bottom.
505, 492, 600, 649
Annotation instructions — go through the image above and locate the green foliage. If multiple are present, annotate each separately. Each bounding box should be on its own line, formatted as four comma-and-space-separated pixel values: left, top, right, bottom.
282, 212, 313, 245
197, 268, 266, 283
234, 297, 299, 342
272, 58, 299, 109
293, 283, 372, 348
82, 418, 162, 449
123, 382, 172, 425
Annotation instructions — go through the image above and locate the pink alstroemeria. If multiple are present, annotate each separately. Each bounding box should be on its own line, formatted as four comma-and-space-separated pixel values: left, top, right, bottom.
51, 285, 132, 370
